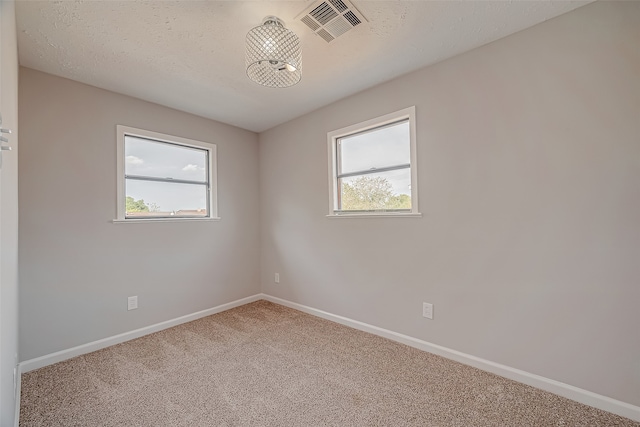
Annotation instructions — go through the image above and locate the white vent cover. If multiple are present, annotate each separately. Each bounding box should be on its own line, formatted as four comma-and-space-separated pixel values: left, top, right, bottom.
296, 0, 367, 43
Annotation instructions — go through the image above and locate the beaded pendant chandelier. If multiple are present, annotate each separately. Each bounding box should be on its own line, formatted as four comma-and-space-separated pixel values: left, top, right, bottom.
246, 16, 302, 88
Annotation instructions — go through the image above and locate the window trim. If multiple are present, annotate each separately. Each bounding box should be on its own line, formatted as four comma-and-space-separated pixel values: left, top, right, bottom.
115, 125, 219, 222
326, 106, 420, 218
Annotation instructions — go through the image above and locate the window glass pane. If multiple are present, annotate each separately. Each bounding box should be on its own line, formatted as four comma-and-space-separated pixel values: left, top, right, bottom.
339, 168, 411, 211
338, 120, 410, 175
125, 136, 208, 182
125, 179, 208, 217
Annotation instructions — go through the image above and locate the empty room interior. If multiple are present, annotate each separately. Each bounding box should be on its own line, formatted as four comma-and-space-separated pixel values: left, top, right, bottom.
1, 0, 639, 425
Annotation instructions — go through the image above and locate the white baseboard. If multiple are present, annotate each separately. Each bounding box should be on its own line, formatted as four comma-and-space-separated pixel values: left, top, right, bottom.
14, 363, 21, 427
17, 292, 640, 422
19, 294, 263, 373
261, 294, 640, 423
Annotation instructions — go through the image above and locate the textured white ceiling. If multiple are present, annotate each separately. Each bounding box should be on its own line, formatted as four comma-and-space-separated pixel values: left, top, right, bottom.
16, 0, 592, 132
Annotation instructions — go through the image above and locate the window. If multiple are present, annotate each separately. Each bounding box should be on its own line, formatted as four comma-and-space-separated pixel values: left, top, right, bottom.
116, 126, 218, 221
327, 106, 420, 217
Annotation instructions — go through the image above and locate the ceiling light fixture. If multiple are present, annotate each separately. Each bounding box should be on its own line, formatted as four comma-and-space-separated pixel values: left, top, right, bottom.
246, 16, 302, 88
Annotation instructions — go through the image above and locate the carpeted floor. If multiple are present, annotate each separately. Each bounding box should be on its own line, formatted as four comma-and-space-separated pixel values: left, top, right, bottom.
20, 300, 638, 426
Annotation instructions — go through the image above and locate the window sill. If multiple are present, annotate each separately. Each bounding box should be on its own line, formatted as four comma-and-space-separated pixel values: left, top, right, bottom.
326, 212, 422, 219
112, 217, 221, 224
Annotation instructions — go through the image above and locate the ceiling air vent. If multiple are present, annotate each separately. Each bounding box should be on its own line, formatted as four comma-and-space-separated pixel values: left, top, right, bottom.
296, 0, 367, 43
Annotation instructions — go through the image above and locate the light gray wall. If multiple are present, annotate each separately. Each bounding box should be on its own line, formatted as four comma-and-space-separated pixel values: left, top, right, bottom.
1, 1, 19, 424
1, 1, 20, 425
259, 1, 640, 407
19, 68, 260, 361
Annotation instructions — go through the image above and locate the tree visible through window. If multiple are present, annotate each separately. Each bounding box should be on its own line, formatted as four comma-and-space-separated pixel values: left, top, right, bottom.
116, 126, 218, 221
328, 107, 419, 216
341, 176, 411, 211
125, 196, 150, 213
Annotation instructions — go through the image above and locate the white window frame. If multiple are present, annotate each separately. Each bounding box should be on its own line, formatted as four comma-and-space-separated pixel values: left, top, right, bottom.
327, 106, 420, 218
114, 125, 219, 223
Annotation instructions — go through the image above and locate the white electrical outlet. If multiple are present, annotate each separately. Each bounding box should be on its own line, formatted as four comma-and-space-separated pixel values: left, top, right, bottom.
128, 296, 138, 311
422, 302, 433, 319
275, 273, 280, 283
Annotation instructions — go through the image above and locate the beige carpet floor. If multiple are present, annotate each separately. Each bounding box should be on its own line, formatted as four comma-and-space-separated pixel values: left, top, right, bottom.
20, 300, 638, 426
